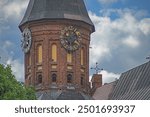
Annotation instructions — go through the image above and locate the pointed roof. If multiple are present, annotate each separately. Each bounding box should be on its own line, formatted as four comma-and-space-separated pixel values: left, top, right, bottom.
19, 0, 95, 32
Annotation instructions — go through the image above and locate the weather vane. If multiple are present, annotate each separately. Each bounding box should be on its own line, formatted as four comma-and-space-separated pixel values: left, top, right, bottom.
91, 62, 103, 74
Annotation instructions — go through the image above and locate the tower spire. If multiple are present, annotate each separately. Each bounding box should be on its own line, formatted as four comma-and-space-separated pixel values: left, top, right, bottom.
19, 0, 95, 32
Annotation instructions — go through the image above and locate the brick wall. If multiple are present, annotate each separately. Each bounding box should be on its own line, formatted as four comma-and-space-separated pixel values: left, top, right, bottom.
23, 20, 93, 91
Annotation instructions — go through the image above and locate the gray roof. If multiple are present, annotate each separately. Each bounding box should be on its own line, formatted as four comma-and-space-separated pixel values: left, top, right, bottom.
19, 0, 95, 32
57, 90, 85, 100
110, 61, 150, 100
36, 89, 92, 100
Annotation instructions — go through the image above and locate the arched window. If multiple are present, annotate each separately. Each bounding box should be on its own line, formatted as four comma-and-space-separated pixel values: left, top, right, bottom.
81, 48, 84, 65
37, 74, 42, 84
37, 45, 42, 63
52, 44, 57, 62
67, 53, 72, 63
52, 73, 57, 82
81, 77, 84, 85
67, 74, 72, 83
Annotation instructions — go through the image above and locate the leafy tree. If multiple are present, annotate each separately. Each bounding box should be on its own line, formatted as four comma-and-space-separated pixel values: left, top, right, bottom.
0, 64, 36, 100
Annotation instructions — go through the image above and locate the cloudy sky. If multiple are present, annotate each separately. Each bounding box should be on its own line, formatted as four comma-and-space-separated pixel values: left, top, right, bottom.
0, 0, 150, 83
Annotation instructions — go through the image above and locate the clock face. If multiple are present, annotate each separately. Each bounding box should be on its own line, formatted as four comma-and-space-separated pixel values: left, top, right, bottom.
21, 28, 32, 53
60, 26, 81, 52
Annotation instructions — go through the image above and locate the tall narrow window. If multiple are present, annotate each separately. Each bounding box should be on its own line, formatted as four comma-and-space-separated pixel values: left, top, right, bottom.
81, 48, 84, 65
52, 73, 57, 82
81, 77, 84, 86
67, 53, 72, 63
37, 45, 42, 63
37, 74, 42, 84
67, 74, 72, 83
52, 44, 57, 62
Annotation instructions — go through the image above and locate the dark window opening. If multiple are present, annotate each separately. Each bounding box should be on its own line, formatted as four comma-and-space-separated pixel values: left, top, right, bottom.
37, 74, 42, 84
81, 77, 84, 85
52, 73, 57, 82
67, 74, 72, 83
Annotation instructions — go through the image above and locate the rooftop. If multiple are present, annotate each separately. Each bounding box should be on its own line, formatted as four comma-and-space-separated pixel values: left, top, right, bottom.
110, 61, 150, 100
37, 89, 92, 100
92, 81, 117, 100
19, 0, 95, 32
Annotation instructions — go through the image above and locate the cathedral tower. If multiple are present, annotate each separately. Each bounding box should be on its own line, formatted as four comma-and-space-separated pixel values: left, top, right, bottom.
19, 0, 95, 99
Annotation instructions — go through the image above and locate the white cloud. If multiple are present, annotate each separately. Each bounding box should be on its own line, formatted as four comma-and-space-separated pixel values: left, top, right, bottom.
90, 70, 120, 84
139, 18, 150, 35
89, 9, 150, 68
122, 36, 140, 48
88, 11, 102, 24
0, 0, 29, 34
89, 12, 113, 65
0, 18, 10, 33
101, 70, 120, 84
0, 40, 24, 82
0, 0, 28, 81
90, 43, 110, 65
3, 40, 14, 49
0, 40, 13, 63
0, 0, 29, 20
0, 0, 9, 6
0, 1, 27, 82
6, 59, 24, 82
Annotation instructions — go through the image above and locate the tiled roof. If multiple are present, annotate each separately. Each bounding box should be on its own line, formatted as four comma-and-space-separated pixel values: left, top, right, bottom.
92, 82, 117, 100
19, 0, 95, 32
110, 61, 150, 100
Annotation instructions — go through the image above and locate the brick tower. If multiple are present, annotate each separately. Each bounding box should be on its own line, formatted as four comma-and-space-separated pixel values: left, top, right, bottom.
19, 0, 95, 100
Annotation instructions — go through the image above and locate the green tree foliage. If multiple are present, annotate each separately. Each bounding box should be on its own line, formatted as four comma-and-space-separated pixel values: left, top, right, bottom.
0, 64, 36, 100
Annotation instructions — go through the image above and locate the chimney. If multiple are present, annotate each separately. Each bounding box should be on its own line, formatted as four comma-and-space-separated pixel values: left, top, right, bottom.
91, 74, 102, 89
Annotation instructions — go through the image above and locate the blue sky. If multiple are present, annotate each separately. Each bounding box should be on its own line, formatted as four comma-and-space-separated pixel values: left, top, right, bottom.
0, 0, 150, 83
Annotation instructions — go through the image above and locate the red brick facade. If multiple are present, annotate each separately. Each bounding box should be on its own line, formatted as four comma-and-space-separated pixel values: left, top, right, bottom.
23, 20, 93, 92
91, 74, 102, 89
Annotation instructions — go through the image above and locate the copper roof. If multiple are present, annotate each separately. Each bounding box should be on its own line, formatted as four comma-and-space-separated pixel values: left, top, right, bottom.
19, 0, 95, 32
